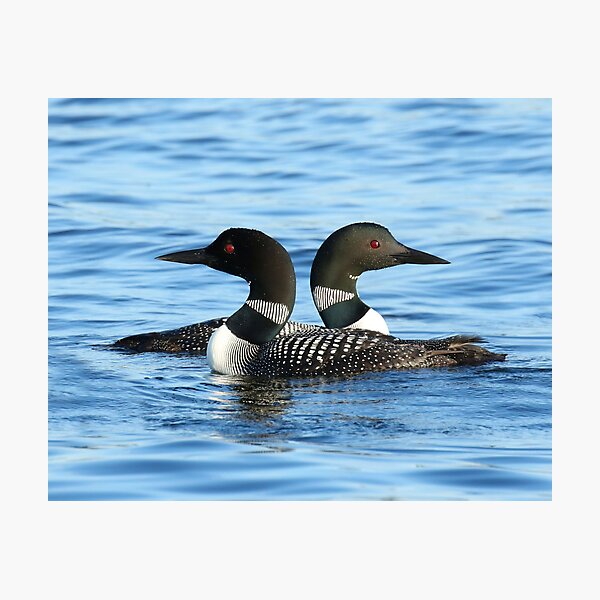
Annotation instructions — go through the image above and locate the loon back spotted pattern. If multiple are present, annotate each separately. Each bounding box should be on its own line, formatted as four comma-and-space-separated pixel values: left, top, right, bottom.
239, 330, 497, 378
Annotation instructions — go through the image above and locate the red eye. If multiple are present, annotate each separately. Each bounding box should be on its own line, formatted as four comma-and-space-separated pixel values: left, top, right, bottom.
224, 243, 235, 254
370, 240, 380, 249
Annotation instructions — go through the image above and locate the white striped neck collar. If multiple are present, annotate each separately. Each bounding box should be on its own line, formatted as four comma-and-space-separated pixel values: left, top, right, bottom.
245, 299, 290, 325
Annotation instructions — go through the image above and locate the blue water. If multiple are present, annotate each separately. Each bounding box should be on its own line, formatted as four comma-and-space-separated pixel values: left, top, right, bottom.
48, 98, 551, 500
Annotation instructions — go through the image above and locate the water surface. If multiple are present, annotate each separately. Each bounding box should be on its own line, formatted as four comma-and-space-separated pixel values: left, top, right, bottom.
48, 98, 551, 500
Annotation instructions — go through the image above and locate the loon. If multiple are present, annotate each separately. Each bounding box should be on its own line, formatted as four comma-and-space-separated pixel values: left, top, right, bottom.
114, 222, 448, 352
127, 227, 505, 377
309, 222, 448, 335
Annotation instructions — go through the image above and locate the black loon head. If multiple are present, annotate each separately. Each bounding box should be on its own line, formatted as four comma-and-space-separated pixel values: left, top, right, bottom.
157, 228, 296, 344
310, 222, 449, 331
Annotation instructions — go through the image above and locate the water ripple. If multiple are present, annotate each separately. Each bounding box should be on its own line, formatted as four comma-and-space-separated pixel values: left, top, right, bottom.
48, 98, 552, 500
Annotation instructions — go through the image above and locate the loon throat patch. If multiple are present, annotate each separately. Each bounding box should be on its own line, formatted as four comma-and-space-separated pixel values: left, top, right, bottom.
312, 285, 356, 312
245, 300, 290, 324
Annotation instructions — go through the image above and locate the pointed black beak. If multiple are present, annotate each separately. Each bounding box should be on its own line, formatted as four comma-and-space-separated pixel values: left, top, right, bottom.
156, 247, 210, 265
391, 244, 450, 265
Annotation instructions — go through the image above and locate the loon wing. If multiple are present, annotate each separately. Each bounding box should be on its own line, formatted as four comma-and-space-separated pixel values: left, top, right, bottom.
113, 318, 319, 354
112, 317, 227, 353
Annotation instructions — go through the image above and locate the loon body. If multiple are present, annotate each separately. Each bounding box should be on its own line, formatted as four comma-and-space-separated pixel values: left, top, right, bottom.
114, 222, 447, 352
126, 227, 505, 377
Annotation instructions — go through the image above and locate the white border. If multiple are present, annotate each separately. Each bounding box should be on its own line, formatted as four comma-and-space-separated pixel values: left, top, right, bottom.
4, 0, 597, 597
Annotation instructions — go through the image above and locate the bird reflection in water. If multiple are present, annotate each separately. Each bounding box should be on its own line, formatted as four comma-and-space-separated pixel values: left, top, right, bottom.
208, 373, 296, 422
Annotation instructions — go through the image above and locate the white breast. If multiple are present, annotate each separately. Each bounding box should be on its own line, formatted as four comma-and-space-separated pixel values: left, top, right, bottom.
345, 308, 390, 335
207, 324, 259, 375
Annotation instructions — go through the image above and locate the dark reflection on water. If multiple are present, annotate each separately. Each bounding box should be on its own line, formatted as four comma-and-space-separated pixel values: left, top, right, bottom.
205, 376, 296, 424
48, 98, 551, 500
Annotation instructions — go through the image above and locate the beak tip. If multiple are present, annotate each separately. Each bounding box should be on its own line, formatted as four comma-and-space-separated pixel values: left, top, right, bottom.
392, 248, 451, 265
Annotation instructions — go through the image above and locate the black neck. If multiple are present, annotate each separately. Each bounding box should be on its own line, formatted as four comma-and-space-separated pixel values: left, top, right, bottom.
319, 296, 370, 328
310, 246, 370, 328
310, 245, 359, 293
227, 251, 296, 345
